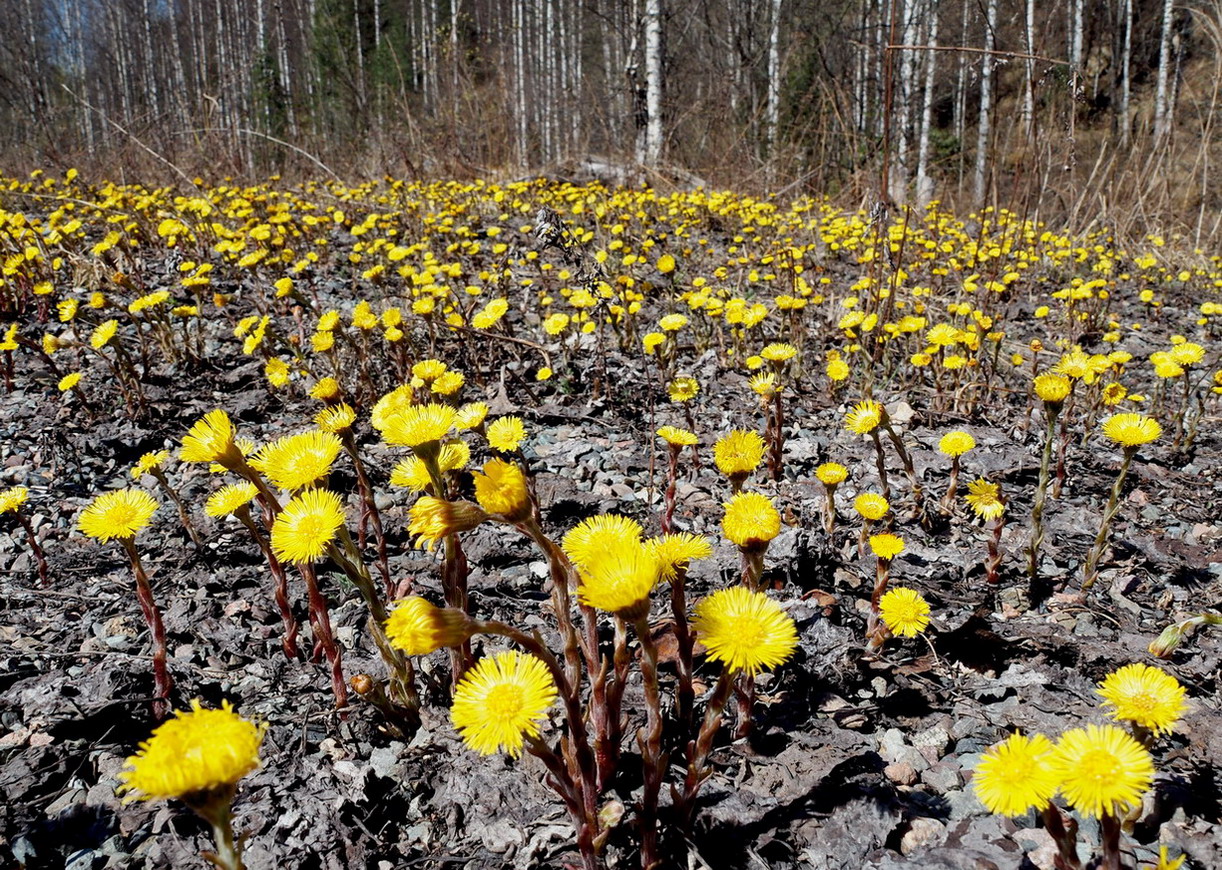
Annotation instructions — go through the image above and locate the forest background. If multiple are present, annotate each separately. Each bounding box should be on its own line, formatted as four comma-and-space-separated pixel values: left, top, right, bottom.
1, 0, 1219, 243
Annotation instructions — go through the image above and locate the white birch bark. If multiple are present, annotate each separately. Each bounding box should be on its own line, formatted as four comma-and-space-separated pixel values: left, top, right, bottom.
765, 0, 783, 158
1022, 0, 1035, 138
916, 3, 938, 206
974, 0, 998, 202
643, 0, 663, 166
1120, 0, 1133, 145
1154, 0, 1175, 139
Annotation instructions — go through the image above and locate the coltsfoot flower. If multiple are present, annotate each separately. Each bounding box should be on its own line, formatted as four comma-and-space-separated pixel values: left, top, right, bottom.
486, 416, 527, 452
878, 587, 930, 637
668, 376, 699, 402
1096, 663, 1187, 736
815, 462, 848, 486
204, 482, 259, 518
938, 430, 976, 457
119, 700, 264, 802
79, 489, 159, 542
385, 597, 476, 656
868, 532, 906, 561
390, 442, 470, 492
451, 651, 557, 757
251, 430, 343, 491
854, 493, 890, 521
563, 514, 644, 569
971, 733, 1059, 817
1033, 373, 1071, 404
408, 497, 486, 549
845, 400, 883, 435
1049, 724, 1154, 819
649, 533, 713, 581
576, 539, 661, 618
722, 492, 781, 549
180, 409, 243, 467
270, 489, 346, 563
713, 430, 766, 477
131, 451, 170, 480
379, 403, 458, 450
657, 425, 698, 447
0, 485, 29, 514
315, 403, 357, 434
472, 459, 531, 522
1101, 412, 1161, 448
692, 586, 798, 675
964, 479, 1005, 521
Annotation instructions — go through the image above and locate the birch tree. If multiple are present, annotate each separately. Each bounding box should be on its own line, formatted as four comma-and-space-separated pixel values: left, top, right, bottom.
974, 0, 998, 203
643, 0, 663, 167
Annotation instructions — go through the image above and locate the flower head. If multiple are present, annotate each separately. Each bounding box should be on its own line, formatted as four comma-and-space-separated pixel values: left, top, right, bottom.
379, 403, 458, 450
408, 497, 486, 550
648, 533, 712, 582
760, 342, 798, 363
878, 587, 930, 637
1096, 663, 1186, 736
180, 410, 243, 467
964, 479, 1005, 521
576, 538, 661, 618
472, 458, 531, 522
455, 401, 490, 430
251, 430, 343, 492
869, 532, 905, 561
657, 425, 698, 447
130, 450, 170, 480
486, 416, 527, 452
79, 489, 158, 541
315, 403, 357, 434
0, 485, 29, 514
971, 733, 1059, 817
385, 597, 476, 656
668, 376, 699, 403
1101, 413, 1161, 448
713, 430, 765, 477
309, 377, 342, 401
390, 442, 470, 492
722, 492, 781, 549
204, 482, 259, 518
1033, 373, 1072, 404
845, 400, 883, 435
816, 462, 848, 486
451, 650, 557, 757
563, 515, 644, 569
270, 489, 346, 563
854, 493, 890, 521
118, 700, 264, 802
370, 384, 415, 431
90, 319, 119, 349
58, 372, 82, 392
692, 587, 798, 675
1049, 724, 1154, 818
939, 430, 976, 457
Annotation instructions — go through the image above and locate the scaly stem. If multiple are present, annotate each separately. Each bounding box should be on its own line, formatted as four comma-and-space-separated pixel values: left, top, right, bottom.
235, 509, 300, 660
1099, 811, 1122, 870
152, 470, 204, 551
195, 795, 245, 870
342, 434, 394, 598
869, 431, 890, 499
1082, 448, 1135, 590
670, 565, 696, 731
525, 735, 601, 870
122, 538, 172, 719
632, 618, 665, 870
1027, 404, 1061, 586
866, 556, 892, 650
17, 513, 49, 586
298, 563, 348, 708
1039, 802, 1082, 870
661, 444, 679, 534
677, 669, 735, 831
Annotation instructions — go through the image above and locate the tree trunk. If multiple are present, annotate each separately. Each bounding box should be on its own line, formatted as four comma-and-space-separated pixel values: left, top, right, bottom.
643, 0, 663, 167
974, 0, 998, 203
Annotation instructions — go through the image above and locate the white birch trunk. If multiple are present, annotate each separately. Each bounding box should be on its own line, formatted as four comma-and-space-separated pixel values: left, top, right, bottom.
915, 4, 938, 206
765, 0, 783, 158
643, 0, 663, 166
1154, 0, 1174, 139
1120, 0, 1133, 145
1022, 0, 1035, 138
974, 0, 998, 202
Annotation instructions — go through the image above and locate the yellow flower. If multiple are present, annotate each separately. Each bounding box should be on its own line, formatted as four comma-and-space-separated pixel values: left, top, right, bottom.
390, 441, 470, 492
380, 403, 458, 450
826, 358, 850, 382
657, 425, 698, 447
713, 430, 765, 477
659, 313, 687, 331
854, 493, 889, 521
1096, 663, 1186, 736
385, 596, 475, 656
815, 462, 848, 486
411, 358, 448, 382
563, 514, 644, 569
486, 416, 526, 452
878, 587, 930, 637
722, 491, 781, 549
408, 496, 487, 549
130, 450, 170, 480
642, 332, 666, 354
656, 253, 676, 274
204, 482, 260, 518
118, 700, 264, 802
1033, 373, 1071, 404
270, 489, 346, 563
1150, 352, 1184, 379
315, 403, 357, 434
1049, 724, 1154, 819
749, 372, 778, 397
370, 384, 415, 431
0, 485, 29, 514
431, 370, 465, 395
180, 409, 243, 467
938, 430, 976, 457
1101, 413, 1161, 448
1101, 382, 1128, 406
450, 650, 557, 757
250, 430, 343, 491
264, 358, 290, 388
471, 298, 509, 329
472, 458, 531, 522
1148, 846, 1187, 870
964, 479, 1005, 521
668, 376, 699, 402
455, 401, 489, 430
90, 319, 119, 349
971, 733, 1059, 817
309, 377, 342, 401
760, 342, 797, 362
311, 330, 334, 353
1168, 342, 1204, 366
79, 489, 158, 541
692, 586, 798, 675
869, 532, 905, 560
58, 372, 82, 392
648, 533, 713, 581
845, 400, 883, 435
576, 538, 661, 617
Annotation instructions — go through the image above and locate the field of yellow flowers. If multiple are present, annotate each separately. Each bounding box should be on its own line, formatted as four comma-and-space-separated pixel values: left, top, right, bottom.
1, 171, 1220, 870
